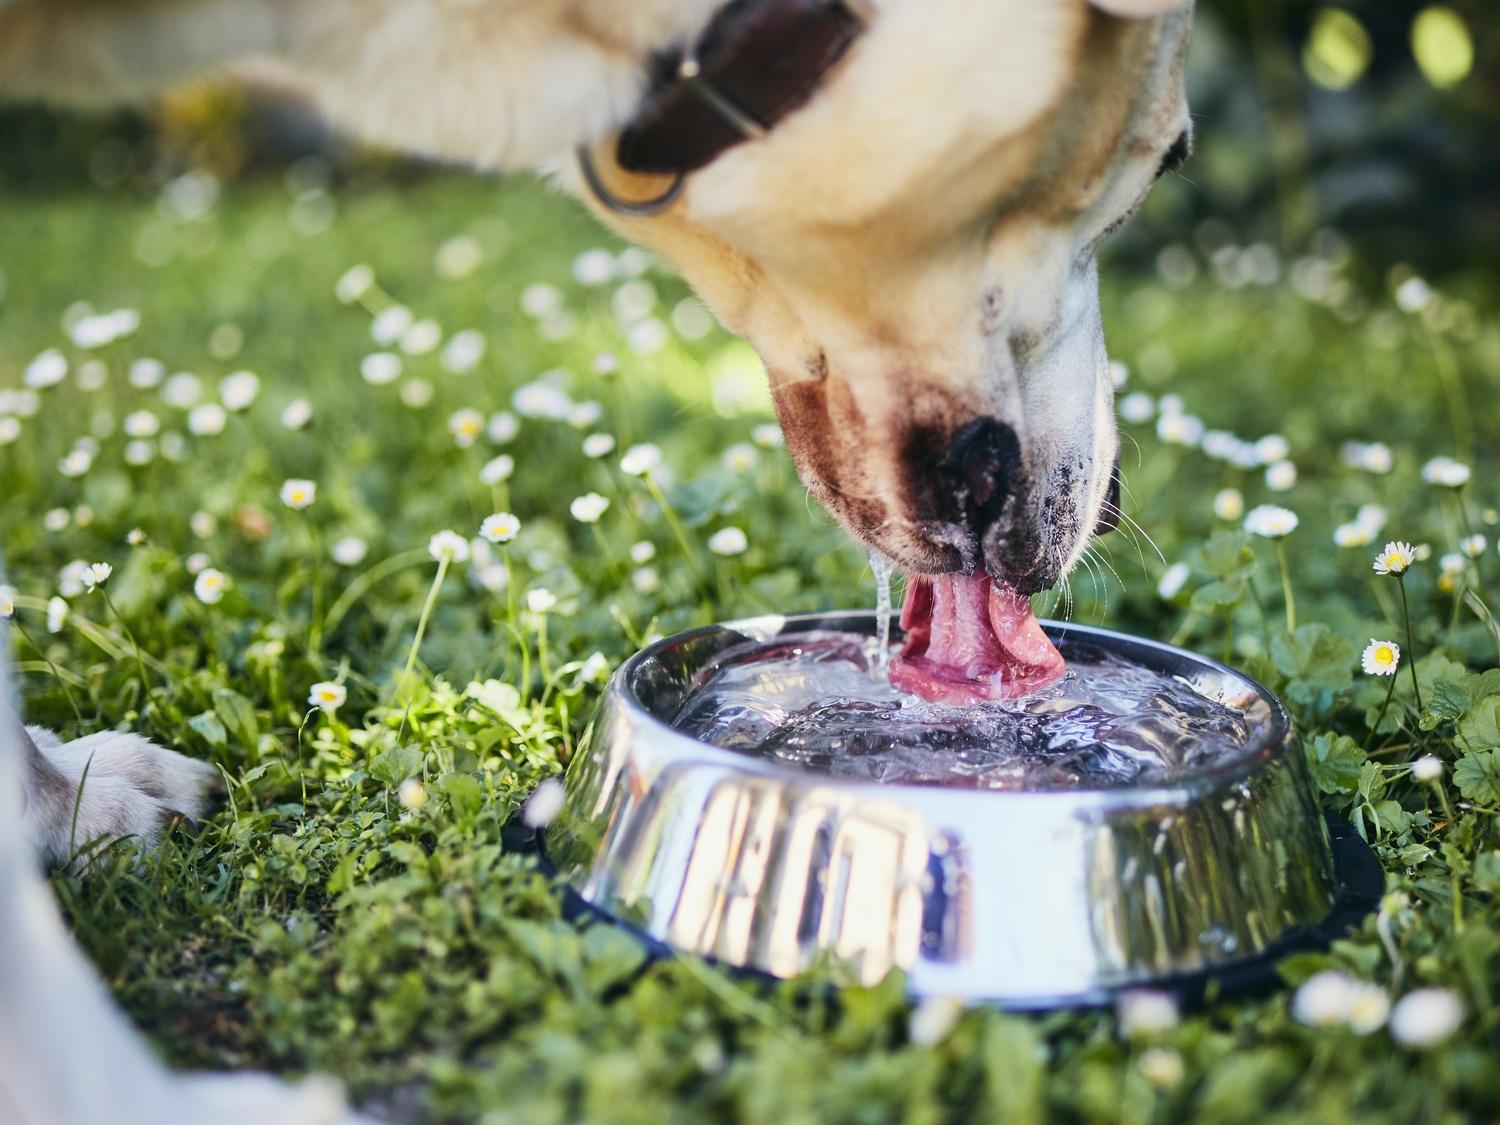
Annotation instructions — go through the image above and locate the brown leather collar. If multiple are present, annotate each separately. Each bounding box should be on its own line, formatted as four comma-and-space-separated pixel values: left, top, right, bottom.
579, 1, 869, 214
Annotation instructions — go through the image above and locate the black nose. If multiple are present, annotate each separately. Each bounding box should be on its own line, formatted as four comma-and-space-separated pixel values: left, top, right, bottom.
1093, 459, 1122, 536
939, 418, 1022, 531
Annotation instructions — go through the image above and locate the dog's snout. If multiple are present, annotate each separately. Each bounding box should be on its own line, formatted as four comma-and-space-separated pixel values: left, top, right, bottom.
940, 418, 1021, 529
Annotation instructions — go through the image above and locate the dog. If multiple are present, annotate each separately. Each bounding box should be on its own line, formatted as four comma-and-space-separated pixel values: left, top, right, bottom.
0, 0, 1193, 1118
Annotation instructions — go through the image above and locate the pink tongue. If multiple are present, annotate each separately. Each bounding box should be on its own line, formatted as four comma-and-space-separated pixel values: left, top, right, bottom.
889, 573, 1065, 704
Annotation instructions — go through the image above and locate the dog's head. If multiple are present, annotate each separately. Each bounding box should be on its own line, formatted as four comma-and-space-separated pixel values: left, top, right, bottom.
573, 0, 1193, 592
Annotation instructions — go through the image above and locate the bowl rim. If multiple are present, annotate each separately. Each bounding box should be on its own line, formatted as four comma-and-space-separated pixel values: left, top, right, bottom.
607, 611, 1294, 809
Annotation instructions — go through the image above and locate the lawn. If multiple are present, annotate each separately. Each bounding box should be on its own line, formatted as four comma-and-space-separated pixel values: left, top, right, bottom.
2, 168, 1499, 1123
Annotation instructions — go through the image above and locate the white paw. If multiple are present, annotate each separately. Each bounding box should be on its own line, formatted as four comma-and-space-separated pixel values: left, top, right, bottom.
23, 726, 220, 868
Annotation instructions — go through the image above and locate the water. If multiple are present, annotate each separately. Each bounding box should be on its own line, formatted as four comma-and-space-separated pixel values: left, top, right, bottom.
869, 552, 896, 672
671, 631, 1256, 790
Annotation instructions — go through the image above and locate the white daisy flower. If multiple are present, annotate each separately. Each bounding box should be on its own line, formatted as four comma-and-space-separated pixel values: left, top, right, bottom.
521, 777, 566, 828
281, 398, 314, 430
24, 349, 68, 388
1440, 552, 1466, 576
616, 247, 652, 276
908, 995, 964, 1047
1394, 276, 1432, 313
1293, 971, 1357, 1027
632, 566, 660, 593
1339, 441, 1393, 474
1244, 504, 1298, 539
519, 282, 563, 319
568, 400, 603, 430
486, 411, 520, 445
75, 360, 107, 391
441, 328, 486, 374
630, 541, 657, 565
370, 305, 413, 346
128, 358, 166, 389
428, 530, 470, 563
708, 527, 748, 556
1264, 460, 1298, 491
58, 449, 93, 478
449, 408, 485, 447
1346, 982, 1391, 1035
126, 528, 147, 546
398, 778, 427, 809
1461, 534, 1486, 558
335, 263, 375, 304
360, 351, 402, 386
81, 562, 112, 591
570, 492, 609, 524
1421, 456, 1470, 488
1117, 989, 1179, 1036
435, 235, 483, 279
190, 511, 218, 539
619, 443, 663, 477
219, 370, 261, 411
579, 652, 611, 683
1372, 541, 1415, 576
280, 479, 317, 510
73, 505, 94, 529
0, 417, 20, 445
581, 433, 616, 459
1117, 392, 1155, 424
1156, 412, 1204, 447
723, 443, 760, 473
512, 381, 572, 420
0, 584, 15, 618
160, 433, 188, 462
526, 588, 557, 614
162, 372, 203, 408
398, 379, 433, 410
572, 248, 616, 286
331, 536, 369, 567
1390, 988, 1463, 1048
45, 510, 69, 536
1412, 755, 1444, 782
400, 317, 443, 356
479, 512, 520, 544
671, 298, 714, 340
1361, 639, 1400, 676
1213, 488, 1245, 522
479, 454, 515, 486
124, 410, 160, 439
1254, 434, 1291, 464
46, 596, 68, 634
1355, 504, 1388, 534
1156, 562, 1191, 601
1137, 1048, 1184, 1090
752, 423, 784, 448
307, 681, 347, 713
187, 402, 227, 436
1334, 522, 1374, 549
592, 351, 619, 376
194, 568, 227, 605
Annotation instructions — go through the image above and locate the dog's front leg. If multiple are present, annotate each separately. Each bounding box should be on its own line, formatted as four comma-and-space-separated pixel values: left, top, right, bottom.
19, 723, 219, 869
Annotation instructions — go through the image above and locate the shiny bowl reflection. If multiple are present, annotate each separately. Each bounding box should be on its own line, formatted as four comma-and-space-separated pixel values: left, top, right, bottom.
544, 613, 1363, 1005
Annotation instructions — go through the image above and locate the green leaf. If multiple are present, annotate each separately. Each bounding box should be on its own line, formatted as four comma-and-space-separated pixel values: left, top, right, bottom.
1304, 732, 1366, 795
1457, 696, 1500, 753
212, 687, 259, 749
1453, 751, 1500, 805
187, 710, 227, 747
1189, 580, 1242, 614
581, 924, 648, 994
440, 773, 483, 824
1270, 624, 1355, 706
1195, 531, 1256, 583
369, 744, 423, 784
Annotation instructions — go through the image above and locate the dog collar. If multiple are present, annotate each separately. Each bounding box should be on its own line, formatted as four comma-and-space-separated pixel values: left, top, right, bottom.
579, 0, 871, 216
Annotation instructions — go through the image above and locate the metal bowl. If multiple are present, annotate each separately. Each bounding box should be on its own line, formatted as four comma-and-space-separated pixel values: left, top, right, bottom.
543, 613, 1378, 1005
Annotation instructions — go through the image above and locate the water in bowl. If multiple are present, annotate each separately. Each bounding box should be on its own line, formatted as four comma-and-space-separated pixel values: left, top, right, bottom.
671, 631, 1257, 790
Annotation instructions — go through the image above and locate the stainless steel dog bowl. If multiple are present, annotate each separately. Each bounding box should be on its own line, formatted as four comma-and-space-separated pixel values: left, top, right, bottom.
543, 613, 1378, 1005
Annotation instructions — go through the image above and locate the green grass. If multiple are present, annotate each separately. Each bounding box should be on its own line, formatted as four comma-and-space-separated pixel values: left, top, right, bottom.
3, 169, 1500, 1123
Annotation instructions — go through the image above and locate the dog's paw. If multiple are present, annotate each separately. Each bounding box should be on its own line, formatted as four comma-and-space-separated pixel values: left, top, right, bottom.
23, 726, 220, 868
